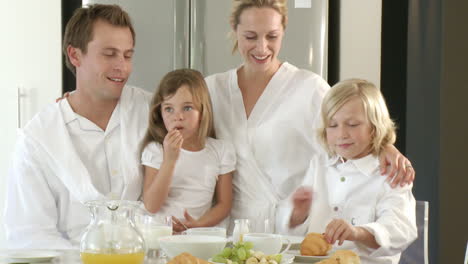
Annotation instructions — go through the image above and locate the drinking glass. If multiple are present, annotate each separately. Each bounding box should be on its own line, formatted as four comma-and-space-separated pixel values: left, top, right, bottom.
250, 218, 273, 233
232, 219, 250, 243
135, 211, 172, 260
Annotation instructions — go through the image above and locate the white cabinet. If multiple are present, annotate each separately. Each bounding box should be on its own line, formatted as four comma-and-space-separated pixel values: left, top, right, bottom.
0, 0, 62, 247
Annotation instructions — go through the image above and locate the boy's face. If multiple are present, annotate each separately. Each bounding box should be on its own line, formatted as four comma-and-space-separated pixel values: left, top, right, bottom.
72, 19, 134, 101
326, 97, 374, 160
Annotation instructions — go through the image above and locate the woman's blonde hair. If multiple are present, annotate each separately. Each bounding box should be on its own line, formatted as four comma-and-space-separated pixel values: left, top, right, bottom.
230, 0, 288, 53
141, 69, 215, 152
318, 79, 396, 156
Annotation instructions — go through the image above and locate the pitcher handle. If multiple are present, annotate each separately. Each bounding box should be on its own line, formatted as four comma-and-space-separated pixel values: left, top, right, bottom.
280, 238, 291, 255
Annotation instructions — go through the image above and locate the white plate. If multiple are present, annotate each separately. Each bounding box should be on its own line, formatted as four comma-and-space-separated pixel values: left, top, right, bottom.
287, 249, 331, 263
210, 253, 294, 264
0, 249, 61, 263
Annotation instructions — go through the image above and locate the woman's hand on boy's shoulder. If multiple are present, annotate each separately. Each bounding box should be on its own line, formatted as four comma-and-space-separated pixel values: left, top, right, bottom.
379, 145, 415, 188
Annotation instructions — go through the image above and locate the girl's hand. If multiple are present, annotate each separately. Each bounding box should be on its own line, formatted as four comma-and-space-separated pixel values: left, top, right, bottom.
379, 144, 415, 188
324, 219, 358, 245
171, 216, 187, 233
182, 210, 199, 228
171, 210, 199, 233
163, 129, 183, 163
289, 187, 313, 227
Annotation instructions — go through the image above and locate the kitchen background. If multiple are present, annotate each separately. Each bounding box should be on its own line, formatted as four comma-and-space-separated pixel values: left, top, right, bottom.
0, 0, 467, 263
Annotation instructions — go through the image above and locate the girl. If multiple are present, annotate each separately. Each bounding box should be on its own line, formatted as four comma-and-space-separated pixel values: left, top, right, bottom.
140, 69, 235, 232
282, 79, 417, 264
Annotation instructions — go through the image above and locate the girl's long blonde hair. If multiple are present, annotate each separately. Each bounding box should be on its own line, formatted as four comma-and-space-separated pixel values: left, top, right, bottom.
140, 69, 215, 152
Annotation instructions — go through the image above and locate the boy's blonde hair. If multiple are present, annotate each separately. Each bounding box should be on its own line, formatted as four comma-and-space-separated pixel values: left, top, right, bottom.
141, 69, 215, 151
230, 0, 288, 53
318, 79, 396, 156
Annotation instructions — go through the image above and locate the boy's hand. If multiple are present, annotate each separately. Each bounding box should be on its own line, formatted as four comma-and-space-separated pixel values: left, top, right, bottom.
324, 218, 358, 245
289, 186, 313, 227
163, 129, 183, 163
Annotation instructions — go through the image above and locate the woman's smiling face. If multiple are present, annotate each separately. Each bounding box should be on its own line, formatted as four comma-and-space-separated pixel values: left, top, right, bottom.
235, 7, 284, 73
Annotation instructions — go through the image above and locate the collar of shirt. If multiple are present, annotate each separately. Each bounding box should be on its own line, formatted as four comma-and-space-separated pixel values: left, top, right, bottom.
60, 98, 121, 134
326, 154, 379, 177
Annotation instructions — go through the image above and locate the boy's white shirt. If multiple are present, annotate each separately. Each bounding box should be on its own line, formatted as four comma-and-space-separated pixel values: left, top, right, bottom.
4, 85, 151, 249
277, 154, 417, 264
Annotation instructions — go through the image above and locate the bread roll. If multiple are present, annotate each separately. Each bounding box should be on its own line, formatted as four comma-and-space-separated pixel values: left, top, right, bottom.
330, 250, 360, 264
300, 232, 332, 256
167, 252, 211, 264
316, 250, 361, 264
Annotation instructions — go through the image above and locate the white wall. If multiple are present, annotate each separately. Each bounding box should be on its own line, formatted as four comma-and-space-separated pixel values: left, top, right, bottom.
339, 0, 382, 87
0, 0, 62, 248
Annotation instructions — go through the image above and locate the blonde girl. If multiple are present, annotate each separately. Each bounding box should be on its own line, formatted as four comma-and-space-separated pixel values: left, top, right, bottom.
141, 69, 235, 232
285, 79, 417, 264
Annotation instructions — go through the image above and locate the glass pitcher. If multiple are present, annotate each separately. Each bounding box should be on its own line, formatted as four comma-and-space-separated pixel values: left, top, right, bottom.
80, 200, 145, 264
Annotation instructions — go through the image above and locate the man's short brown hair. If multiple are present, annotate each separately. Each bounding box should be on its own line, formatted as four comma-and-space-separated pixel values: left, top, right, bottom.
62, 4, 135, 75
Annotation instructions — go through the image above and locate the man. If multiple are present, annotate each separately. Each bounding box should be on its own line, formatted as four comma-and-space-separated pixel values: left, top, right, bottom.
4, 4, 151, 249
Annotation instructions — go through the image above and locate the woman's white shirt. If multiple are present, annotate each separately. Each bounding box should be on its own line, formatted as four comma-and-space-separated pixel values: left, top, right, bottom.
205, 62, 329, 231
141, 138, 236, 220
278, 154, 417, 264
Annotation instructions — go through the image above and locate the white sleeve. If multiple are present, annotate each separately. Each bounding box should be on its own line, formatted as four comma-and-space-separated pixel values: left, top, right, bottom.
306, 75, 330, 157
358, 183, 417, 257
141, 142, 163, 169
4, 135, 73, 249
218, 140, 236, 175
276, 158, 319, 236
275, 199, 311, 236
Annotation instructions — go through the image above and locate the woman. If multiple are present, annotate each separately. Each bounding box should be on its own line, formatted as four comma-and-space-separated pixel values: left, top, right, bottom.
205, 0, 414, 233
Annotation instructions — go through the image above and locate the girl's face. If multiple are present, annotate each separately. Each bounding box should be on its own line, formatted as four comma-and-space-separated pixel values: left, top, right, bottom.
326, 97, 374, 160
235, 7, 284, 74
161, 85, 201, 145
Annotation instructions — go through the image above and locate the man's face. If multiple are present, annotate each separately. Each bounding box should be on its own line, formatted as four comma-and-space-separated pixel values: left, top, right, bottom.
74, 19, 134, 101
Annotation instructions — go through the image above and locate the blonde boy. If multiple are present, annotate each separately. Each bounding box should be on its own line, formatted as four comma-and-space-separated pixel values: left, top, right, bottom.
278, 79, 417, 264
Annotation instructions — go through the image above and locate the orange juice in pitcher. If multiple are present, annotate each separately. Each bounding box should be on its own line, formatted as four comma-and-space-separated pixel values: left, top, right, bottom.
81, 252, 145, 264
80, 200, 146, 264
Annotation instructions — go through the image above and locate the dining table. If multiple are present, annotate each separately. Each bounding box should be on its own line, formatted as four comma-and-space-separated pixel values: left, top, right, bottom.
0, 235, 319, 264
0, 249, 317, 264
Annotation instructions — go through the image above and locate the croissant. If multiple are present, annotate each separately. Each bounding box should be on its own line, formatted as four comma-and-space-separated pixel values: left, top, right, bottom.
167, 252, 211, 264
300, 232, 332, 256
316, 259, 340, 264
330, 250, 361, 264
316, 250, 361, 264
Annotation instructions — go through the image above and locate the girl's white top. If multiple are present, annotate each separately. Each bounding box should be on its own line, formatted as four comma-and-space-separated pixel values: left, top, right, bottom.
141, 137, 236, 220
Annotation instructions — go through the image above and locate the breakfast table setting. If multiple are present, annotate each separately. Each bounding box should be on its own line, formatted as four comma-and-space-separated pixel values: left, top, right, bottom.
0, 234, 350, 264
0, 240, 327, 264
0, 200, 359, 264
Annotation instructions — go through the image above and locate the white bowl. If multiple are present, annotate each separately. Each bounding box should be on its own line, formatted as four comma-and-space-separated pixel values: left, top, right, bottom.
159, 235, 227, 260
